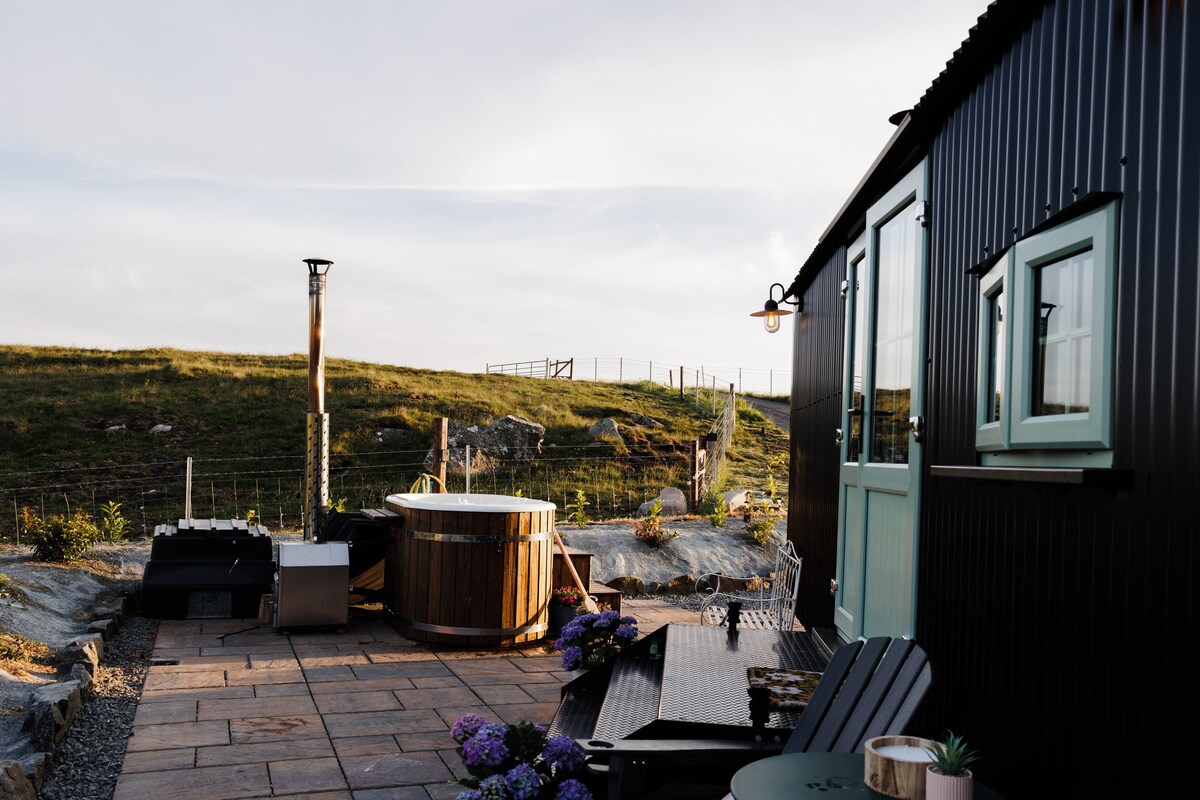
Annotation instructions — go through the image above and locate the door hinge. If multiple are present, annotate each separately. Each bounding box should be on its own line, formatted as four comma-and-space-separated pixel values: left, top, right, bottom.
915, 201, 930, 228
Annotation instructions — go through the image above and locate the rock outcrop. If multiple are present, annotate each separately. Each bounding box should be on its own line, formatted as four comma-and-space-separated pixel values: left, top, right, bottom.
423, 415, 545, 475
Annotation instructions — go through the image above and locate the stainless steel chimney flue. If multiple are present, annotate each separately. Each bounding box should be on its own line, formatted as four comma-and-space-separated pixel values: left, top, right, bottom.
303, 258, 333, 542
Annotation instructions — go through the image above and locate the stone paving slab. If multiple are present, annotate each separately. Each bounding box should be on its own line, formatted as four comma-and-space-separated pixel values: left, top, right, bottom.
118, 599, 696, 798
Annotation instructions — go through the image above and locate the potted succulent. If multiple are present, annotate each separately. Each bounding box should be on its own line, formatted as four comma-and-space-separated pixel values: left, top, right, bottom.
924, 731, 978, 800
548, 586, 585, 636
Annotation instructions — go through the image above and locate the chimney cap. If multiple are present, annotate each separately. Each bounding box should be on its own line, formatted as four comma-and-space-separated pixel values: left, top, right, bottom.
304, 258, 333, 275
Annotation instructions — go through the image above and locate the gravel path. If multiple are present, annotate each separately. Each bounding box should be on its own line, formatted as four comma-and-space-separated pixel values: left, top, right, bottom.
37, 614, 159, 800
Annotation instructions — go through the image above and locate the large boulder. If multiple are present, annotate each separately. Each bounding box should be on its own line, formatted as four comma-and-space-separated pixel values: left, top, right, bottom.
629, 413, 662, 428
424, 415, 545, 475
22, 681, 82, 752
639, 487, 688, 517
0, 761, 35, 800
605, 576, 644, 595
588, 418, 623, 444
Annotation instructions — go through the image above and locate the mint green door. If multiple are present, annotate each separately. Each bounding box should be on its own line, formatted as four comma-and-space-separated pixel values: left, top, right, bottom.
834, 160, 929, 642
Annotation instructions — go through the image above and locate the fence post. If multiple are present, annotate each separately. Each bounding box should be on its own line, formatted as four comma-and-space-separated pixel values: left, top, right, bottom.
739, 368, 742, 393
679, 366, 684, 398
649, 360, 653, 384
465, 445, 472, 494
185, 456, 193, 521
595, 357, 598, 381
432, 417, 449, 493
770, 369, 773, 396
689, 440, 703, 511
13, 499, 19, 545
711, 376, 717, 415
545, 357, 550, 378
619, 357, 623, 383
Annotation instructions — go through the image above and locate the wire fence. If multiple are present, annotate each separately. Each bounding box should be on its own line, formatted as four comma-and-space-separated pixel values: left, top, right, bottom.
0, 444, 707, 542
485, 357, 791, 398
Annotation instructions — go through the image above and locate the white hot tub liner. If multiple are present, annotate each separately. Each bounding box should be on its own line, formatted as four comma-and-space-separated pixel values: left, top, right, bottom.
386, 492, 556, 514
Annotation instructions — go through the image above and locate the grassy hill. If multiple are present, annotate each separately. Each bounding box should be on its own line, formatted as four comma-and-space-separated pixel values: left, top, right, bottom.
0, 346, 787, 536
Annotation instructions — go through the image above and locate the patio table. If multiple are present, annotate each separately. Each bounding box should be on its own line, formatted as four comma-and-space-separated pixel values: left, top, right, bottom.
731, 752, 1006, 800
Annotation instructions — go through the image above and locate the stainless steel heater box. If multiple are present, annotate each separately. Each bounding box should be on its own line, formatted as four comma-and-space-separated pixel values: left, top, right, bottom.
274, 541, 350, 630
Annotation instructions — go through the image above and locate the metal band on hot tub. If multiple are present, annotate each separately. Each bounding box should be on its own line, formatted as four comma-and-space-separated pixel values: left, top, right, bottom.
404, 529, 552, 543
404, 619, 549, 636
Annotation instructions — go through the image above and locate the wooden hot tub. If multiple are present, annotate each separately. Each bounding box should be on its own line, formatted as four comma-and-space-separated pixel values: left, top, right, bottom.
383, 493, 556, 646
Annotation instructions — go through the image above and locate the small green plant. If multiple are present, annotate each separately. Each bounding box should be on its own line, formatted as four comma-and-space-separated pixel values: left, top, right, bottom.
96, 500, 131, 542
21, 508, 100, 562
565, 489, 590, 527
327, 497, 348, 513
702, 489, 729, 528
926, 731, 979, 777
745, 516, 777, 546
764, 453, 787, 504
0, 630, 49, 668
0, 573, 27, 605
245, 508, 258, 526
633, 499, 680, 548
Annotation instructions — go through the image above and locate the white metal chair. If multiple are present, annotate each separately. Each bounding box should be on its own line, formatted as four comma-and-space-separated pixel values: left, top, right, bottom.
697, 540, 802, 631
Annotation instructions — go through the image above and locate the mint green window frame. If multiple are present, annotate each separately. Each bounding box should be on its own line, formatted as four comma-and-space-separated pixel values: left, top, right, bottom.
975, 200, 1118, 458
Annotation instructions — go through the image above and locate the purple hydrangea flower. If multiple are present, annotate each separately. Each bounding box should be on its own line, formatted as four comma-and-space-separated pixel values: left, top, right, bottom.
477, 774, 510, 799
452, 713, 488, 741
555, 778, 593, 800
543, 735, 586, 774
560, 645, 583, 671
476, 722, 510, 740
456, 791, 483, 800
615, 625, 636, 640
504, 763, 542, 800
619, 616, 637, 626
463, 730, 509, 768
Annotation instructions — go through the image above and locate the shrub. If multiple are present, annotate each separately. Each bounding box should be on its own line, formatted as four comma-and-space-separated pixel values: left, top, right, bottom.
21, 508, 100, 562
551, 586, 585, 607
565, 489, 590, 528
554, 609, 639, 670
702, 489, 728, 528
745, 516, 777, 547
449, 714, 592, 799
98, 500, 131, 542
633, 499, 680, 548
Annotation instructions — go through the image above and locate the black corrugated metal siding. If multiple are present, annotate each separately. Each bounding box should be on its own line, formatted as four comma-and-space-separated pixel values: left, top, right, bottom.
787, 250, 845, 632
788, 2, 1197, 797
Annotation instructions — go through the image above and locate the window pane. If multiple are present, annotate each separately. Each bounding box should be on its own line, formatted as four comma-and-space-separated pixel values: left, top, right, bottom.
1031, 250, 1093, 416
871, 204, 915, 463
848, 261, 866, 462
987, 290, 1004, 423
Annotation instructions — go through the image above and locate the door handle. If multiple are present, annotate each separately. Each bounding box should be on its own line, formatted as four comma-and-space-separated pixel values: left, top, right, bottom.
829, 578, 839, 596
835, 428, 844, 447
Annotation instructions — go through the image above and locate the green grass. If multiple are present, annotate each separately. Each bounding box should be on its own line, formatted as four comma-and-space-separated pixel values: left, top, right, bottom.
0, 345, 787, 534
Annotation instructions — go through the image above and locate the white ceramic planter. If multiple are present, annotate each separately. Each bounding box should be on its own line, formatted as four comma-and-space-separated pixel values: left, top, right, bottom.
925, 767, 973, 800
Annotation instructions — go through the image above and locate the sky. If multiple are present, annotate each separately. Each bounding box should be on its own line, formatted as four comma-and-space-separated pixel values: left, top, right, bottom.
0, 1, 990, 377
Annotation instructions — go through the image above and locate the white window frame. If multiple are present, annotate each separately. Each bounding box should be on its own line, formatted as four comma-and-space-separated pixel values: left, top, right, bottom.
975, 200, 1118, 464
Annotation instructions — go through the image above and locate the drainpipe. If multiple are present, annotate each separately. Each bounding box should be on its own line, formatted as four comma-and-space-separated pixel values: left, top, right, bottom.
304, 258, 333, 542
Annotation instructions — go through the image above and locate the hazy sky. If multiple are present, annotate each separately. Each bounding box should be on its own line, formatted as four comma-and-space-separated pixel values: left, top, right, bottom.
1, 1, 988, 376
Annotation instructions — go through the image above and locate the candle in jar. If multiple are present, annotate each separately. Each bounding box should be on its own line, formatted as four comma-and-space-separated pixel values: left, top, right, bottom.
875, 744, 934, 762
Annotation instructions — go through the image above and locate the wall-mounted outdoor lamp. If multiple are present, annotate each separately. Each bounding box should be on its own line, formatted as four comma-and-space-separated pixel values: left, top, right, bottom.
750, 282, 799, 333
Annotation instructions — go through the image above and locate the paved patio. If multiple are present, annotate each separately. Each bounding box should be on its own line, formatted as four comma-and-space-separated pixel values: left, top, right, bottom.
114, 599, 697, 800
